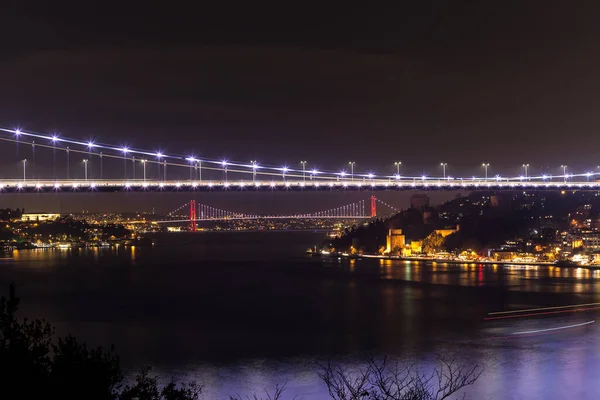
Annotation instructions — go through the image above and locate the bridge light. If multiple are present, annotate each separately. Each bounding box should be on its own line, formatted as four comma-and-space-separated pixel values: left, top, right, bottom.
90, 182, 97, 189
270, 182, 276, 188
121, 147, 130, 154
191, 182, 197, 188
221, 160, 228, 167
51, 135, 59, 142
87, 141, 96, 148
587, 172, 593, 177
342, 182, 348, 187
14, 129, 21, 136
72, 183, 79, 188
285, 182, 291, 187
394, 174, 400, 180
314, 182, 320, 187
340, 171, 347, 177
311, 169, 319, 175
175, 182, 182, 188
224, 182, 230, 188
124, 182, 131, 189
421, 175, 426, 180
143, 182, 149, 188
519, 176, 525, 181
208, 182, 214, 188
159, 182, 165, 188
282, 166, 289, 173
254, 182, 261, 187
156, 152, 163, 158
542, 175, 548, 180
54, 183, 61, 189
368, 173, 374, 179
35, 183, 42, 189
17, 183, 23, 189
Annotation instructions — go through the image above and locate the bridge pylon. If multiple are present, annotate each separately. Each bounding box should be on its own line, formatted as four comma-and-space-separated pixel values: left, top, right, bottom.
190, 200, 197, 231
371, 195, 376, 217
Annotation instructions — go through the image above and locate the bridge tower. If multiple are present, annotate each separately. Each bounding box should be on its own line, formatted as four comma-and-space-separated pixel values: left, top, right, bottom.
190, 200, 197, 231
371, 195, 376, 217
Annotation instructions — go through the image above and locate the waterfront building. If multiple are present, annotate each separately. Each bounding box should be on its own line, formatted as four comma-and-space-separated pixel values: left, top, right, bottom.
21, 213, 60, 222
385, 229, 405, 253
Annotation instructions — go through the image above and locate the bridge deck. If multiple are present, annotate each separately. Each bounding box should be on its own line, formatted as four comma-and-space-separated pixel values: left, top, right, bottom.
0, 179, 597, 192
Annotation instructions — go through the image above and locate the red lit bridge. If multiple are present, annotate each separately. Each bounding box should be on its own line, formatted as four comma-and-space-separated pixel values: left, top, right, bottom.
155, 196, 398, 231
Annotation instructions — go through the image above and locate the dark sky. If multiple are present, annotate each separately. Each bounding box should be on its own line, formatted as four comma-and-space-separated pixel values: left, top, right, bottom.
0, 2, 599, 211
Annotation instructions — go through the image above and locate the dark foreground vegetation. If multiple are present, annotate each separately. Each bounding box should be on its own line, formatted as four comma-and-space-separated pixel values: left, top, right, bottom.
1, 285, 481, 399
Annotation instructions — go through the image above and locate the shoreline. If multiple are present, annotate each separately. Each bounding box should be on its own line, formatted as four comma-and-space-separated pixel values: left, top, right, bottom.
317, 251, 598, 269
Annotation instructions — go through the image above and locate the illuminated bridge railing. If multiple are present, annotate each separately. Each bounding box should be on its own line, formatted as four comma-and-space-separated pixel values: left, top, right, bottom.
0, 179, 599, 192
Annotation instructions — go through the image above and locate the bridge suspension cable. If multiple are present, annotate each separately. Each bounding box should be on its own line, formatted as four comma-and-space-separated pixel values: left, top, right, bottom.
5, 126, 600, 183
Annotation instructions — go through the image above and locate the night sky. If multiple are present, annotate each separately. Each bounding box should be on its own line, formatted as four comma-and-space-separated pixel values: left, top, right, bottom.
0, 2, 599, 212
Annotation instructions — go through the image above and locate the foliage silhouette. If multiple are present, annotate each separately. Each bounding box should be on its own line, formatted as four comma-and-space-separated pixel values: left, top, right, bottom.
0, 284, 201, 400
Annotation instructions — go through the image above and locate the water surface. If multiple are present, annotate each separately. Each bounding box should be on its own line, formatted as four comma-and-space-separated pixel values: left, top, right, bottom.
2, 232, 599, 399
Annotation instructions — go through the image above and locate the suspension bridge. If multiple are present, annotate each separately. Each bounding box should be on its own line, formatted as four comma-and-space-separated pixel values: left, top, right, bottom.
155, 196, 399, 231
2, 127, 600, 192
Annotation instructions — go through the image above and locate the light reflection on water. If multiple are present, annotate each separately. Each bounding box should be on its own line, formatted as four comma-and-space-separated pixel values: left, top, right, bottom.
2, 233, 600, 398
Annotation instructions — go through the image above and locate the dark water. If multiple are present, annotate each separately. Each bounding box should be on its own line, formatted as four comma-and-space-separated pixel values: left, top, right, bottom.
2, 232, 600, 399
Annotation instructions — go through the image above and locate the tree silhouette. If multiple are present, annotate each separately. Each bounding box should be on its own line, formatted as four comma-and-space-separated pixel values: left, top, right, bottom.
0, 284, 201, 400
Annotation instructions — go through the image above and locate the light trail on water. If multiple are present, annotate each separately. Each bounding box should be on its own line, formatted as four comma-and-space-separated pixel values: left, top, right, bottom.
484, 306, 600, 321
510, 320, 595, 336
488, 302, 600, 316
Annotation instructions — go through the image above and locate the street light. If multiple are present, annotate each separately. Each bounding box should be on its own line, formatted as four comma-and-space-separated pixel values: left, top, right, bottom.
482, 163, 489, 181
83, 159, 88, 181
141, 159, 147, 182
281, 166, 289, 181
186, 157, 196, 181
22, 159, 27, 181
121, 147, 129, 179
222, 161, 228, 182
522, 164, 529, 180
66, 147, 70, 179
155, 152, 163, 181
251, 160, 258, 183
348, 162, 355, 181
51, 135, 58, 179
561, 165, 567, 182
440, 162, 447, 179
300, 161, 307, 182
394, 161, 401, 176
87, 142, 94, 180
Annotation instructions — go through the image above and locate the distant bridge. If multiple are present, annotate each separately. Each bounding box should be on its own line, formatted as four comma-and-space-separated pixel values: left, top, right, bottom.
153, 197, 400, 230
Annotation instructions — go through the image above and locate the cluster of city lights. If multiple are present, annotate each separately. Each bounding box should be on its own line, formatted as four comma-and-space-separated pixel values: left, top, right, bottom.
3, 127, 600, 182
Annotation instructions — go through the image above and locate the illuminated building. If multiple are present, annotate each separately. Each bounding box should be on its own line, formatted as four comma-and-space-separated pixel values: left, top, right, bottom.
434, 226, 458, 238
385, 229, 405, 253
21, 213, 60, 222
582, 232, 600, 251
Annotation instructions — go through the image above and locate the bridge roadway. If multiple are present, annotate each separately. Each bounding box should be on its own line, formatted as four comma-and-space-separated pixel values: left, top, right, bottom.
0, 179, 598, 192
154, 216, 372, 223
